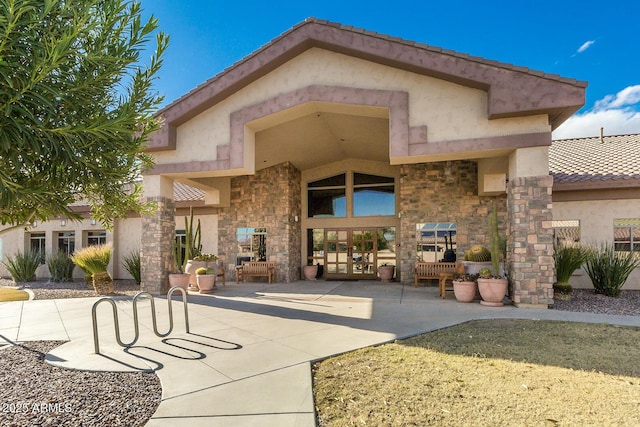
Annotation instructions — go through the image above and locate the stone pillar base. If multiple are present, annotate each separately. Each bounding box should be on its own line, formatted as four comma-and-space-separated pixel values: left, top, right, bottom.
141, 197, 175, 295
507, 175, 555, 307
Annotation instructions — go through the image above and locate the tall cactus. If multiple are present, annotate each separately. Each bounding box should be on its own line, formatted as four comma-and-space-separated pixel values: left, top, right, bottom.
488, 199, 501, 277
172, 237, 184, 272
183, 206, 202, 270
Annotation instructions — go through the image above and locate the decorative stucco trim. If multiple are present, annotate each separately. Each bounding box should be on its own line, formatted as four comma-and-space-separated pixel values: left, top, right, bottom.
148, 159, 230, 175
408, 132, 552, 157
229, 85, 410, 169
147, 19, 586, 152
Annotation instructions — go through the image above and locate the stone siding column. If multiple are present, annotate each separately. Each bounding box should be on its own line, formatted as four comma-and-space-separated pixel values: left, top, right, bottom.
507, 175, 555, 307
141, 197, 175, 294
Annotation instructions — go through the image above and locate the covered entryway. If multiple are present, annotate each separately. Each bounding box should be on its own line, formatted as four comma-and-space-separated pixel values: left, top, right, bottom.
308, 227, 397, 280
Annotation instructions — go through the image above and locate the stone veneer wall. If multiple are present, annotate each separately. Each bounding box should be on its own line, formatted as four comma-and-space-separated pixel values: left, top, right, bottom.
218, 162, 302, 282
507, 175, 555, 307
399, 161, 507, 285
141, 196, 175, 294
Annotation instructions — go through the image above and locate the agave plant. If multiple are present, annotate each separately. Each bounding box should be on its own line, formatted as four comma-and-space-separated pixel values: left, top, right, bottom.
2, 250, 40, 283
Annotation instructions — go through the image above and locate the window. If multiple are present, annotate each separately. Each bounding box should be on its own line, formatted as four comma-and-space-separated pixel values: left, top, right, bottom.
308, 174, 346, 218
307, 172, 395, 218
416, 222, 457, 262
58, 232, 75, 255
87, 231, 107, 246
353, 173, 395, 217
552, 220, 581, 244
614, 219, 640, 252
236, 227, 267, 263
30, 233, 46, 264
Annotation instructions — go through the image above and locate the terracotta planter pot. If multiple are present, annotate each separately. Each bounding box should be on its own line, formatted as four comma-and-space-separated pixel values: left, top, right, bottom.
196, 274, 216, 294
378, 265, 395, 282
477, 278, 508, 307
168, 273, 190, 291
185, 260, 207, 290
303, 265, 318, 280
453, 280, 477, 303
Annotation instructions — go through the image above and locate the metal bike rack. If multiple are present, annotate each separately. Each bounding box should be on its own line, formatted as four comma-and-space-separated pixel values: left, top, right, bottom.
92, 286, 190, 354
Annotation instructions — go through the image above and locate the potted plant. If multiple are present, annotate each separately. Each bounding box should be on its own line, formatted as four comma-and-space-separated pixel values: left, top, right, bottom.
168, 237, 190, 290
378, 263, 395, 282
189, 253, 219, 290
303, 261, 318, 280
477, 199, 508, 306
462, 245, 493, 275
181, 207, 203, 289
452, 272, 477, 303
553, 241, 588, 301
195, 266, 216, 294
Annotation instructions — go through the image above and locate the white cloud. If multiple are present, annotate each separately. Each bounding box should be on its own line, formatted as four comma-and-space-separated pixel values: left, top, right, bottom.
553, 85, 640, 140
577, 40, 595, 53
594, 85, 640, 109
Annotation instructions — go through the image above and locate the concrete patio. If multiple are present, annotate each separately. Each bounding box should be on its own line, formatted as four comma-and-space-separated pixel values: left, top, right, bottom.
1, 280, 639, 426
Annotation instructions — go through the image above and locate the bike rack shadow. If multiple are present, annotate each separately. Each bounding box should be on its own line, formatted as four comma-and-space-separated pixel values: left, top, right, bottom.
91, 286, 190, 354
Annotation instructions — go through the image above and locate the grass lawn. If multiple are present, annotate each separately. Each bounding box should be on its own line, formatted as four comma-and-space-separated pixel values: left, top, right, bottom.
313, 319, 640, 426
0, 288, 30, 302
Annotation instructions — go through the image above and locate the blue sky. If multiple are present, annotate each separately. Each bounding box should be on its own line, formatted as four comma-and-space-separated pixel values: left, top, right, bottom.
142, 0, 640, 139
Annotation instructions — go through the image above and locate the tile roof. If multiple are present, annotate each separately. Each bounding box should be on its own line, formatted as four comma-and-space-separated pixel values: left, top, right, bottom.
173, 182, 205, 202
550, 133, 640, 185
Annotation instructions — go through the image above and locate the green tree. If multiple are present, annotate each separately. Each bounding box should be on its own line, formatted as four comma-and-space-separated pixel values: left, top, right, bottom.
0, 0, 169, 229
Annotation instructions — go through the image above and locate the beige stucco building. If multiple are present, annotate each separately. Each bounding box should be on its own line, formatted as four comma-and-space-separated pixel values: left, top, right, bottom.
6, 19, 614, 304
138, 19, 586, 308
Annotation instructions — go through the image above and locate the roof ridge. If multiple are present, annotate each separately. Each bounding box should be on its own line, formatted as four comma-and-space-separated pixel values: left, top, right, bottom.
553, 132, 640, 142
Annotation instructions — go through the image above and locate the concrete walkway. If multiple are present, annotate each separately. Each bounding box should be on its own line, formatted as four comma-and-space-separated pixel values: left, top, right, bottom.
1, 280, 639, 426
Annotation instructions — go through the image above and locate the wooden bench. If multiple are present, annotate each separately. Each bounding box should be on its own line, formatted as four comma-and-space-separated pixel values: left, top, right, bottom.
235, 261, 275, 284
216, 261, 226, 286
413, 262, 462, 297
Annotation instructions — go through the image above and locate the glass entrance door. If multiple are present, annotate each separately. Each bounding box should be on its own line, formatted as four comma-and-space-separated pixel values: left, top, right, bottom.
321, 228, 395, 280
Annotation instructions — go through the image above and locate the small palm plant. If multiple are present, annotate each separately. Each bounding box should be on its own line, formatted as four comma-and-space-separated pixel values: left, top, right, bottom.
71, 244, 113, 294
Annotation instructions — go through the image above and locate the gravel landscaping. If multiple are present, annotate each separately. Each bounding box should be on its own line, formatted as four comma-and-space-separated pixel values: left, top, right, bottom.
0, 279, 158, 426
0, 341, 161, 427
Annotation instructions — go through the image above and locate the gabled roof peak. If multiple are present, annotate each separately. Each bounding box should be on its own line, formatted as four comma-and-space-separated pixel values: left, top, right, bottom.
150, 19, 586, 151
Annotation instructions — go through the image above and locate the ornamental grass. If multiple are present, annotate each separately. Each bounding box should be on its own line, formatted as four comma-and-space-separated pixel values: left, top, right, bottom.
71, 244, 111, 275
584, 242, 640, 297
553, 241, 588, 294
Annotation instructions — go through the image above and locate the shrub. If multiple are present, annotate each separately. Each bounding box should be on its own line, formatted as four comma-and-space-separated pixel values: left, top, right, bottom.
553, 242, 588, 288
71, 244, 111, 275
122, 250, 141, 285
47, 252, 75, 282
195, 267, 209, 275
584, 242, 640, 297
2, 250, 40, 282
